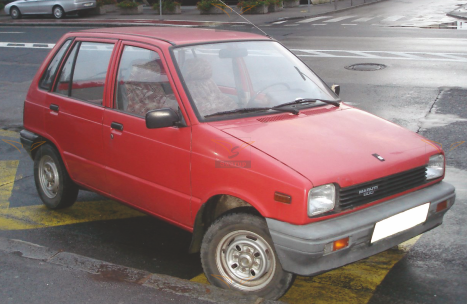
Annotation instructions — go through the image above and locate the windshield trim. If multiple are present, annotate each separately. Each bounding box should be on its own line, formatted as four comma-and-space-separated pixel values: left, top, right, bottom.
169, 40, 339, 123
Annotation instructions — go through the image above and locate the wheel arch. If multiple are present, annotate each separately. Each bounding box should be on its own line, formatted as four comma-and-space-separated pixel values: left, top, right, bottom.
10, 6, 20, 14
189, 194, 263, 254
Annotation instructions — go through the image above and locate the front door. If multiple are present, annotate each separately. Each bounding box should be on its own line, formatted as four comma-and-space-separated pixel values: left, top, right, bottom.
103, 42, 192, 227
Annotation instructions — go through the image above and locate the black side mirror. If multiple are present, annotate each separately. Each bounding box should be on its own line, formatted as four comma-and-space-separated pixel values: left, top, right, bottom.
146, 108, 181, 129
331, 84, 340, 96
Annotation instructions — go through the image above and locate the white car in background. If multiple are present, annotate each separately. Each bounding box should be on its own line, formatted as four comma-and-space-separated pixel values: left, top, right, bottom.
4, 0, 96, 19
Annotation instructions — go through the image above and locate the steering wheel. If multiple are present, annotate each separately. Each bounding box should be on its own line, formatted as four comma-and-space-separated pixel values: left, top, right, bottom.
248, 82, 291, 106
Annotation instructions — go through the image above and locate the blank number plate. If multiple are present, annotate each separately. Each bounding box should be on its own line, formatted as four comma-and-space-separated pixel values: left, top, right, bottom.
371, 203, 430, 243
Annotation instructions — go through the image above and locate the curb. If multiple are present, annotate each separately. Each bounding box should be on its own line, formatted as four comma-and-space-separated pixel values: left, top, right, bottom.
0, 21, 248, 28
269, 0, 388, 23
0, 237, 281, 304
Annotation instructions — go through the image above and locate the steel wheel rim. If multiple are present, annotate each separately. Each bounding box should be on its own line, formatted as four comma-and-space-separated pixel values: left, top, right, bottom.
54, 8, 62, 18
38, 155, 59, 198
215, 230, 276, 291
12, 9, 18, 17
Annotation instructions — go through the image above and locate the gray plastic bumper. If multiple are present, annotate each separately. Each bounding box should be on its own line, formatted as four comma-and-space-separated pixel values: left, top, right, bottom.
266, 181, 456, 276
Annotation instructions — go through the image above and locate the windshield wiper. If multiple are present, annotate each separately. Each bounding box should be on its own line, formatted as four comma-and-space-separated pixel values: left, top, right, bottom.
204, 98, 339, 118
204, 106, 299, 118
274, 98, 340, 108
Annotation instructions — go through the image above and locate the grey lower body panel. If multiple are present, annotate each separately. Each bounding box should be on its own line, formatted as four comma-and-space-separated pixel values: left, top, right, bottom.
266, 181, 456, 276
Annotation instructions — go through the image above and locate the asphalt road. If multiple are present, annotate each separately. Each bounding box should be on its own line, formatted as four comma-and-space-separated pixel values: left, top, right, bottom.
0, 0, 466, 303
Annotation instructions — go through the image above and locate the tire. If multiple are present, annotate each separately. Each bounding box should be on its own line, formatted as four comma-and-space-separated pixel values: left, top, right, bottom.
200, 213, 295, 300
52, 6, 65, 19
10, 7, 21, 19
34, 144, 79, 209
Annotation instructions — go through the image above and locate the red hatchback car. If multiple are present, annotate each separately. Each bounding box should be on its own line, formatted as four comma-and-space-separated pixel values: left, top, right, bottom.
20, 27, 455, 300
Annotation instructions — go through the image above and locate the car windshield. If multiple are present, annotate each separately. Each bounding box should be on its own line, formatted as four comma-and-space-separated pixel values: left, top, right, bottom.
172, 41, 338, 120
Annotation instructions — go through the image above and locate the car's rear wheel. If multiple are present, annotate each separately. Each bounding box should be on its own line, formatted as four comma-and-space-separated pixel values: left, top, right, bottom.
200, 213, 295, 300
34, 144, 78, 209
53, 6, 65, 19
10, 7, 21, 19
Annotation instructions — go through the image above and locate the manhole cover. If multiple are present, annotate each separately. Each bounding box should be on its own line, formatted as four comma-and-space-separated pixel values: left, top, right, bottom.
345, 63, 387, 71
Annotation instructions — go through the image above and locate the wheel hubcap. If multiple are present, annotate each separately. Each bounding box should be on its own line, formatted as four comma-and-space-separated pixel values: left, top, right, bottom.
54, 8, 62, 18
215, 230, 276, 291
12, 10, 18, 17
38, 155, 59, 198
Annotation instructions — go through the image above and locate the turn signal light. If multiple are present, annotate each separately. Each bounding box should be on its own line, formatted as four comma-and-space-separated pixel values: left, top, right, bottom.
274, 192, 292, 204
436, 200, 448, 213
333, 237, 349, 251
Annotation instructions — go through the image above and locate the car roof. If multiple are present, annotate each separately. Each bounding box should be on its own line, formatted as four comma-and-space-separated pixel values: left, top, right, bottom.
78, 27, 271, 46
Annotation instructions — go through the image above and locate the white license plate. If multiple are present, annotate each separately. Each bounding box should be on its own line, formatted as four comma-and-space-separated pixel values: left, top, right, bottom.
371, 203, 430, 243
84, 3, 94, 6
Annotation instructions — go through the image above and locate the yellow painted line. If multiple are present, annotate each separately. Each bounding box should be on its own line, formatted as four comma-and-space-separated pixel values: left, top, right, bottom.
0, 160, 19, 209
0, 160, 145, 230
0, 129, 20, 139
190, 236, 421, 303
0, 200, 145, 230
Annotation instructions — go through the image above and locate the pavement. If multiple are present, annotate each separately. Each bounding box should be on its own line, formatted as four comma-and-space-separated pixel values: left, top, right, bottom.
0, 0, 387, 27
0, 237, 278, 304
447, 2, 467, 20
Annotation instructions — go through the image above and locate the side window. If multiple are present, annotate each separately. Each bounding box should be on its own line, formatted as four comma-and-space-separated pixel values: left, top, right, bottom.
115, 45, 178, 117
54, 42, 114, 105
39, 40, 71, 91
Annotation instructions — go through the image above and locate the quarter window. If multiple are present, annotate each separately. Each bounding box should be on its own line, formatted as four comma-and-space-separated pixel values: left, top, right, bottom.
115, 46, 178, 117
54, 42, 115, 105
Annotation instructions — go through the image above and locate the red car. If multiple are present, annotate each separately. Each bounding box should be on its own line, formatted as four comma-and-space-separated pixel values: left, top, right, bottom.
20, 27, 456, 300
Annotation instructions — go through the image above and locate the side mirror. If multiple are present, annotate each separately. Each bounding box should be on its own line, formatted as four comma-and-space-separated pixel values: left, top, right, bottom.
331, 84, 340, 96
146, 108, 181, 129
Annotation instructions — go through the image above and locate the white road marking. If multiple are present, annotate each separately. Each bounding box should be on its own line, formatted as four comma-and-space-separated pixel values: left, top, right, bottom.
0, 42, 55, 49
271, 21, 287, 24
352, 17, 376, 22
291, 49, 467, 62
341, 24, 357, 26
382, 15, 405, 22
324, 16, 356, 22
297, 16, 331, 23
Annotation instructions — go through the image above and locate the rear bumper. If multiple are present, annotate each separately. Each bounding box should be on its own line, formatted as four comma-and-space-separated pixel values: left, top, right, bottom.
20, 129, 40, 159
266, 181, 456, 276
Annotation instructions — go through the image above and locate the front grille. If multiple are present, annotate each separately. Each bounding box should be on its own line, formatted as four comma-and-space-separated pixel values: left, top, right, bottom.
338, 166, 427, 210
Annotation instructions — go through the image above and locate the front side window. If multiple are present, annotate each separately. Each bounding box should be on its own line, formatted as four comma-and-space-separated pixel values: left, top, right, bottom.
115, 45, 179, 117
173, 41, 338, 120
39, 40, 71, 91
54, 42, 114, 105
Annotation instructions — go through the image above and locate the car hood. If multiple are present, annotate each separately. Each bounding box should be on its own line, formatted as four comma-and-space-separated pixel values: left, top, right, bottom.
211, 107, 438, 188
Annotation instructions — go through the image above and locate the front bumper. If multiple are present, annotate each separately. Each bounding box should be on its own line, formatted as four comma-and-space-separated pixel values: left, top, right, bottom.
266, 181, 456, 276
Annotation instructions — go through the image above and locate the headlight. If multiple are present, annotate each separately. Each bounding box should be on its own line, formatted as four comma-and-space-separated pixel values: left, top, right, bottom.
426, 154, 444, 180
308, 184, 336, 216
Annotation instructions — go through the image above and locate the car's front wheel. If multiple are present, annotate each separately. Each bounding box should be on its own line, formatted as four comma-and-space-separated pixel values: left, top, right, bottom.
53, 6, 65, 19
200, 213, 295, 300
10, 7, 21, 19
34, 144, 78, 209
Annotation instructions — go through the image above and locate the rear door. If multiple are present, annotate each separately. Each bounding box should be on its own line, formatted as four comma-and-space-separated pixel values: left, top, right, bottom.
45, 38, 117, 193
102, 41, 192, 227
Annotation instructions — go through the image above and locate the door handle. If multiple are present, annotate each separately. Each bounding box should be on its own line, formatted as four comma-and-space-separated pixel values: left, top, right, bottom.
111, 122, 124, 131
50, 104, 59, 112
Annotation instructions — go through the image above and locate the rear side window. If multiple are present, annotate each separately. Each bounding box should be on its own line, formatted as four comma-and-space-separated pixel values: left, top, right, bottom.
54, 42, 115, 105
39, 40, 71, 91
